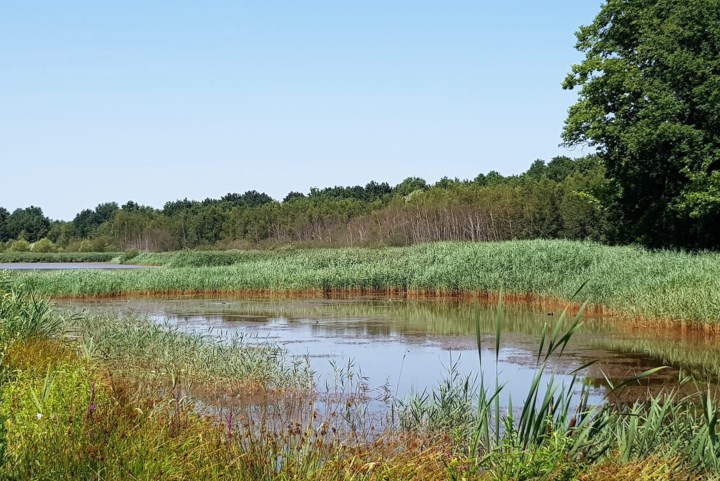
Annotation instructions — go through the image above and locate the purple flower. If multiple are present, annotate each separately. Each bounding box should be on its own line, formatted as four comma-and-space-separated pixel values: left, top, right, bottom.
226, 411, 233, 438
87, 381, 97, 419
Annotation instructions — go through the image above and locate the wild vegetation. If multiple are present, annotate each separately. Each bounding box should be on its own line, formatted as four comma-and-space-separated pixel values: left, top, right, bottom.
0, 252, 121, 263
1, 0, 719, 476
8, 240, 720, 325
1, 278, 719, 479
0, 156, 610, 252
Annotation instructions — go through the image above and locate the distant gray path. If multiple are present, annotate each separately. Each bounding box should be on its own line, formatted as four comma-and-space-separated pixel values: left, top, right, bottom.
0, 263, 151, 270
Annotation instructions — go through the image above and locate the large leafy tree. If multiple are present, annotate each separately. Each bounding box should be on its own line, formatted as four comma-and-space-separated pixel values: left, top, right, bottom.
562, 0, 720, 249
0, 207, 10, 242
5, 206, 51, 242
72, 202, 119, 238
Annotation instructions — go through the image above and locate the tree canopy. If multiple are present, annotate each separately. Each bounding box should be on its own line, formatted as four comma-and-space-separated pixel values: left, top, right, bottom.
0, 157, 608, 252
2, 207, 51, 243
562, 0, 720, 249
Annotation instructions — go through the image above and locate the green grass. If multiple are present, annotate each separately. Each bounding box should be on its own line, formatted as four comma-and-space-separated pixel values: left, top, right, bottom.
9, 240, 720, 325
61, 310, 314, 391
0, 251, 122, 263
395, 300, 720, 478
2, 277, 719, 479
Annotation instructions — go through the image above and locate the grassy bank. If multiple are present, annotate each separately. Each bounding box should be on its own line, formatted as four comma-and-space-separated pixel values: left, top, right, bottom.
0, 251, 122, 263
8, 240, 720, 325
1, 279, 719, 479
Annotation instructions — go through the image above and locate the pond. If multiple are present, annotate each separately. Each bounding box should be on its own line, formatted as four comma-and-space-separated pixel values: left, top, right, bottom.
60, 296, 706, 407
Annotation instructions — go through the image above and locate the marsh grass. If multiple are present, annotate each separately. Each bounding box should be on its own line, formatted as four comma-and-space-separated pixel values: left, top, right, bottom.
2, 276, 720, 479
0, 276, 59, 344
61, 309, 313, 392
394, 295, 720, 479
0, 335, 461, 480
11, 240, 720, 325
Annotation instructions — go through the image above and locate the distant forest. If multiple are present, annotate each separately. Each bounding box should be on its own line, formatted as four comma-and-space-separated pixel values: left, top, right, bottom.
1, 156, 613, 252
5, 0, 720, 253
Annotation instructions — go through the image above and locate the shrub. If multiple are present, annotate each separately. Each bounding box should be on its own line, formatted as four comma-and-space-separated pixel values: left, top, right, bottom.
30, 238, 57, 253
7, 239, 30, 252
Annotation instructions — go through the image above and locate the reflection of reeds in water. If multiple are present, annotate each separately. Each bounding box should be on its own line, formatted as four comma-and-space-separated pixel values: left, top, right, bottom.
75, 296, 613, 337
62, 308, 314, 391
5, 276, 720, 478
594, 335, 720, 382
392, 297, 720, 476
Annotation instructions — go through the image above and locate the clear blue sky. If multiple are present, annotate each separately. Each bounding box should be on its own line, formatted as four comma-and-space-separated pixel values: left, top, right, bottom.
1, 1, 601, 220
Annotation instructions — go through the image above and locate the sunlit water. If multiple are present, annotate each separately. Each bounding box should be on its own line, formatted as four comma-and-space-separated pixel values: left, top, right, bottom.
60, 296, 697, 408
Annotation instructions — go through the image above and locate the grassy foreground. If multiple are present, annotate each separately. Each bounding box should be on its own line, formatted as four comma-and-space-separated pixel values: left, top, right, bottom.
1, 278, 720, 479
9, 240, 720, 325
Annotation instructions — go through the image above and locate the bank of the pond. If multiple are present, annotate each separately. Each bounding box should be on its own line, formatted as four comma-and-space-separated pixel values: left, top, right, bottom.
0, 251, 122, 263
9, 240, 720, 325
2, 275, 719, 479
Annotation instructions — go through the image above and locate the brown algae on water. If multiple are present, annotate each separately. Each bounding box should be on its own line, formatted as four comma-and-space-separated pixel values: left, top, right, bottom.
58, 295, 720, 408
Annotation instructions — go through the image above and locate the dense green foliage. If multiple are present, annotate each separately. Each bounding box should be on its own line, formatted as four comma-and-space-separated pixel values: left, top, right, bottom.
0, 206, 51, 243
11, 240, 720, 324
0, 252, 121, 263
563, 0, 720, 249
3, 2, 720, 253
0, 156, 610, 252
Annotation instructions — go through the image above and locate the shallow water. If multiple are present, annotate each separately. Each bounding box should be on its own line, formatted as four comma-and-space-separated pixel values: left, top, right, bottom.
60, 296, 703, 406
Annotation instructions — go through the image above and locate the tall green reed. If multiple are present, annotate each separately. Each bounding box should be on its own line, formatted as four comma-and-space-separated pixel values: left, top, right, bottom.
10, 239, 720, 325
398, 290, 720, 478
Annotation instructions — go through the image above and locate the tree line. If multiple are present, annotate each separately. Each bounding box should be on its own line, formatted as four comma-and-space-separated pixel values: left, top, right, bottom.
3, 0, 720, 252
0, 156, 612, 252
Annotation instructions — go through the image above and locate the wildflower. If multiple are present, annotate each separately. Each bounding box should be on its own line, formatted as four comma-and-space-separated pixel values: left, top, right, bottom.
36, 413, 43, 420
226, 411, 234, 439
87, 381, 97, 419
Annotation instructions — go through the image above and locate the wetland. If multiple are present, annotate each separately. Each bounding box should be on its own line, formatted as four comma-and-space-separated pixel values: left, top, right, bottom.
59, 295, 713, 409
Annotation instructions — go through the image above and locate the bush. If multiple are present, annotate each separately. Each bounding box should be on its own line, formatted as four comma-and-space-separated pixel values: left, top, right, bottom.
65, 236, 118, 253
119, 249, 140, 263
8, 239, 30, 252
30, 238, 57, 253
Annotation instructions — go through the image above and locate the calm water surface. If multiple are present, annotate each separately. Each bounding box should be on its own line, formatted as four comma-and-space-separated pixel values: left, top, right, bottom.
60, 296, 697, 404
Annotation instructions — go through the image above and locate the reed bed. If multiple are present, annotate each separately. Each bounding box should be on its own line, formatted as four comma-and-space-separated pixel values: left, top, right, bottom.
9, 240, 720, 325
60, 310, 314, 393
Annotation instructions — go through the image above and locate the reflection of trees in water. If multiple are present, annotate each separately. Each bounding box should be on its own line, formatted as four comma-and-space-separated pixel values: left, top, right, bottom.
154, 298, 614, 339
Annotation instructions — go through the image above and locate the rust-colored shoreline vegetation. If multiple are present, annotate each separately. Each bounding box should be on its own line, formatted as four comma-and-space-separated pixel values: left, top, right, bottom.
2, 276, 720, 479
8, 240, 720, 326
